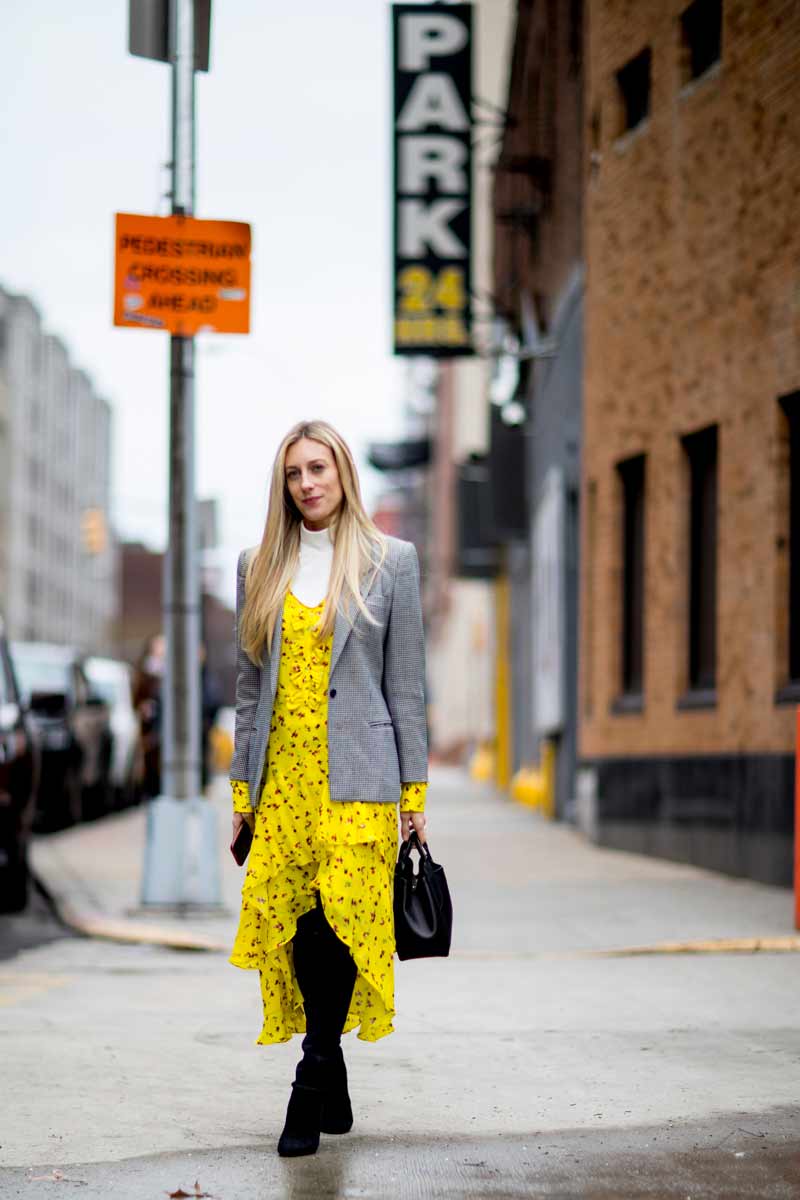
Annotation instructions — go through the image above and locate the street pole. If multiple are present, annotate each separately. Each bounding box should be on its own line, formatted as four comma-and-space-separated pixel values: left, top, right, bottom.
164, 0, 199, 806
795, 707, 799, 931
141, 0, 221, 909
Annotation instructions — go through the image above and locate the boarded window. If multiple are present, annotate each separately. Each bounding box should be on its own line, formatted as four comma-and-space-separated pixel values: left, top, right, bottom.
780, 393, 800, 682
617, 455, 646, 697
615, 48, 651, 134
680, 0, 722, 84
683, 426, 718, 693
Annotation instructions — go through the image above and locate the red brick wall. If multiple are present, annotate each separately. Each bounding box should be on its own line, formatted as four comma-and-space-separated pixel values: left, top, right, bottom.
114, 542, 235, 705
581, 0, 800, 757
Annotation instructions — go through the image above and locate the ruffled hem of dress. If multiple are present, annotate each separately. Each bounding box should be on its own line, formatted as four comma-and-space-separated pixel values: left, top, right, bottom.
231, 847, 396, 1043
230, 928, 396, 1046
232, 884, 395, 1010
228, 954, 395, 1045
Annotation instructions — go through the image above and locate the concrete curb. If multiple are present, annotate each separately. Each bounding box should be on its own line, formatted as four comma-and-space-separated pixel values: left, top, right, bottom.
58, 905, 228, 952
31, 871, 227, 953
586, 935, 800, 957
451, 935, 800, 960
36, 864, 799, 958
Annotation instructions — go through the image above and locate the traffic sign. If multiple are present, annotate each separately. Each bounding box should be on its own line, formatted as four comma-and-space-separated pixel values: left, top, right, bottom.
129, 0, 211, 71
113, 212, 251, 336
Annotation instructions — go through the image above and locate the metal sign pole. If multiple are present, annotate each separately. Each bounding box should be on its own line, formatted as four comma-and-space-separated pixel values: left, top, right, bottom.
164, 0, 199, 805
795, 707, 799, 931
141, 0, 221, 908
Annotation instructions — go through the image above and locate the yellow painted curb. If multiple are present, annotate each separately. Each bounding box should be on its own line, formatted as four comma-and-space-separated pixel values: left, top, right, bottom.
510, 765, 545, 809
468, 742, 495, 782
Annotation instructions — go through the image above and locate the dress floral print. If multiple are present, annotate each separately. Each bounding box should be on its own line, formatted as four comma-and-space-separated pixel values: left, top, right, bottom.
230, 591, 426, 1045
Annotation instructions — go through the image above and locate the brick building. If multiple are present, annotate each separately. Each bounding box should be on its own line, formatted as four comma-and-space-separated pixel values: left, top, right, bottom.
414, 0, 515, 762
491, 0, 585, 813
494, 0, 583, 328
579, 0, 800, 883
114, 541, 236, 707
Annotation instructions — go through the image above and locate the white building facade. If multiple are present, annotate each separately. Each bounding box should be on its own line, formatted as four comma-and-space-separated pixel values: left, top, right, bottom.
0, 286, 116, 651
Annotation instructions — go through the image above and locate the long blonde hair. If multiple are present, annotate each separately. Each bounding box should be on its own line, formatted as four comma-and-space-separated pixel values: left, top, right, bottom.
240, 420, 388, 664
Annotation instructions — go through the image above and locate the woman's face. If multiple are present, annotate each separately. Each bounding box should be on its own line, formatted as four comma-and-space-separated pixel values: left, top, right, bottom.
284, 437, 344, 530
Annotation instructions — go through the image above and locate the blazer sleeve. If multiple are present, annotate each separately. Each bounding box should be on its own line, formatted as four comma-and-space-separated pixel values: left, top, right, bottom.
229, 549, 260, 786
382, 541, 428, 784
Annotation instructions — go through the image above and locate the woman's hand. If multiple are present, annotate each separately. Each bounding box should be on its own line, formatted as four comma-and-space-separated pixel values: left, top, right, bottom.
232, 811, 255, 841
401, 811, 426, 844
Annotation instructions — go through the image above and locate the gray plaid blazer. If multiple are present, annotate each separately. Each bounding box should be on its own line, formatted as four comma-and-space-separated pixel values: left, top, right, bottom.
229, 535, 428, 807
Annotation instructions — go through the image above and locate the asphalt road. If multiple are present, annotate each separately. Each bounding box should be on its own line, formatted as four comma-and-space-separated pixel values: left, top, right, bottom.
0, 876, 72, 962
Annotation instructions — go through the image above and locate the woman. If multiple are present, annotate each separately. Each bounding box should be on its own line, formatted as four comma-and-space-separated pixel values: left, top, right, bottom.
229, 419, 428, 1157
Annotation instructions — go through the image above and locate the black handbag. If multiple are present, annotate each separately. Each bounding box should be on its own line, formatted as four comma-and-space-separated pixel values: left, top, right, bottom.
393, 831, 453, 960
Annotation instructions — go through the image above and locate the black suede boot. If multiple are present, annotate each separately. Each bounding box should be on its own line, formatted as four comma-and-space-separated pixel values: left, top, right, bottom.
277, 1084, 324, 1157
277, 1047, 332, 1157
319, 1045, 353, 1135
285, 897, 357, 1150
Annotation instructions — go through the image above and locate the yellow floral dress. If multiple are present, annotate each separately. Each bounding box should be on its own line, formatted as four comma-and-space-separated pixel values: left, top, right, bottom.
230, 591, 426, 1045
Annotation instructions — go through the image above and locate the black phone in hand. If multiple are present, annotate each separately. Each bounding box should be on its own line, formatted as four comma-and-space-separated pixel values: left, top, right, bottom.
230, 820, 253, 866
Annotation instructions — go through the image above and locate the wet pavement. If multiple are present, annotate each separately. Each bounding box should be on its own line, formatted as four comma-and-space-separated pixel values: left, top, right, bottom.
2, 1116, 799, 1199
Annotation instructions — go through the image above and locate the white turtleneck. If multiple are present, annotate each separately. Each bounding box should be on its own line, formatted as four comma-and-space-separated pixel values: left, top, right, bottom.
290, 521, 335, 607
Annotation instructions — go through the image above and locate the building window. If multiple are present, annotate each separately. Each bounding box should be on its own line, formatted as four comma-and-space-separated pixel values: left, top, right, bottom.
780, 393, 800, 685
615, 48, 651, 135
680, 0, 722, 84
584, 479, 597, 719
616, 455, 646, 705
568, 0, 582, 76
682, 425, 718, 700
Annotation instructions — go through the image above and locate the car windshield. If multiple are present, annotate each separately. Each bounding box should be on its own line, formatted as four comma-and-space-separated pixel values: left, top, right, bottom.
11, 651, 71, 705
84, 662, 131, 708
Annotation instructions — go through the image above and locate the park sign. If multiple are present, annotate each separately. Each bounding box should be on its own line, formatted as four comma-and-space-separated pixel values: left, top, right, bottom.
113, 213, 251, 336
392, 3, 474, 357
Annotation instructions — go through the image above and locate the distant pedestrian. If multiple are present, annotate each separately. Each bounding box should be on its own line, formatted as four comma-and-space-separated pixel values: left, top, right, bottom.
229, 419, 428, 1157
132, 633, 165, 799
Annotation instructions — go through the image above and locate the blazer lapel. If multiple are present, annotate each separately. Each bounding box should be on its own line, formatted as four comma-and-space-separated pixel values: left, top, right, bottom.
329, 610, 350, 682
329, 570, 380, 679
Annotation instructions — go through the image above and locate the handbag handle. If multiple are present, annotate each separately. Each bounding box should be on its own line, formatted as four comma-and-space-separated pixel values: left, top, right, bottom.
398, 828, 433, 866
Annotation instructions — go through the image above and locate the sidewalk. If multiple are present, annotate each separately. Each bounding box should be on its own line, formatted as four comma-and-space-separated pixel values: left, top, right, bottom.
30, 765, 797, 955
5, 764, 800, 1193
30, 775, 243, 952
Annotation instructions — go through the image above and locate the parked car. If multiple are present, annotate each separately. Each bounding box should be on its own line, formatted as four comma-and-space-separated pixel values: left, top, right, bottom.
0, 622, 37, 912
10, 642, 112, 829
84, 656, 143, 808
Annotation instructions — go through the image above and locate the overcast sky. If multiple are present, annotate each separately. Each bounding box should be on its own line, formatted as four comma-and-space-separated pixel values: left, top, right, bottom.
1, 1, 412, 605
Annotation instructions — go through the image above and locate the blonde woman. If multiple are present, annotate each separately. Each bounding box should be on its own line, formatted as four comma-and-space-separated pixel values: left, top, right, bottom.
229, 420, 428, 1157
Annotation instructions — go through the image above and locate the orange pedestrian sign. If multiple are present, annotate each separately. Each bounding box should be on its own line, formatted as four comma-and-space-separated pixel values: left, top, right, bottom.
114, 212, 251, 336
